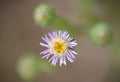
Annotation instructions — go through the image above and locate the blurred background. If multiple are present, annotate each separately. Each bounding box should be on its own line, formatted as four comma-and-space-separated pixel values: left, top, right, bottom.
0, 0, 120, 82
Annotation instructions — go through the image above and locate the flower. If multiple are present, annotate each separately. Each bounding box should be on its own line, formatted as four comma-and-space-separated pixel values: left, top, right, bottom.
40, 31, 77, 66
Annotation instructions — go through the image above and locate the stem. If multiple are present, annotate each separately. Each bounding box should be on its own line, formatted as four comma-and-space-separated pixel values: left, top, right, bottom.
53, 16, 78, 37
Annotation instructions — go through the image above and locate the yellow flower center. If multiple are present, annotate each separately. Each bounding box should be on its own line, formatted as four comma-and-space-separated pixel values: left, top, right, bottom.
49, 36, 68, 56
54, 42, 65, 55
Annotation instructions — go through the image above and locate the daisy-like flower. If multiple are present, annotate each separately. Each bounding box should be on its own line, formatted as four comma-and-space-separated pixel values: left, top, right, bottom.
40, 31, 77, 66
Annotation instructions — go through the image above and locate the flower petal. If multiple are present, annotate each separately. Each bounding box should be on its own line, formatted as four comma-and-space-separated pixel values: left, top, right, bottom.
42, 37, 49, 43
48, 32, 54, 38
49, 55, 55, 62
40, 42, 48, 47
66, 55, 74, 62
68, 50, 75, 59
63, 57, 66, 65
70, 50, 78, 55
62, 31, 68, 38
44, 34, 50, 42
40, 49, 49, 54
52, 32, 57, 37
52, 56, 58, 66
60, 57, 64, 66
42, 53, 51, 59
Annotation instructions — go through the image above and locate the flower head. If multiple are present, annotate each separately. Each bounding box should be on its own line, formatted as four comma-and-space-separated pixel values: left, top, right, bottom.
40, 31, 77, 66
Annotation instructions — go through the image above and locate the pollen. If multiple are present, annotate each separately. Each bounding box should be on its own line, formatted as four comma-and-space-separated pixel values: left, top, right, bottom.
54, 41, 65, 54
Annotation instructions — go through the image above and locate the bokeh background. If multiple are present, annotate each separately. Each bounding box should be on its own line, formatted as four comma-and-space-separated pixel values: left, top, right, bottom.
0, 0, 120, 82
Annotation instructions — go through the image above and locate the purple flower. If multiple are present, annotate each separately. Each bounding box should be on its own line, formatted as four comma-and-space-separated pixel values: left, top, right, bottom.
40, 31, 77, 66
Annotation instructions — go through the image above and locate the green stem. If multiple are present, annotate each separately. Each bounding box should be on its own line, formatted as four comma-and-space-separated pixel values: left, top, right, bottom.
53, 16, 77, 37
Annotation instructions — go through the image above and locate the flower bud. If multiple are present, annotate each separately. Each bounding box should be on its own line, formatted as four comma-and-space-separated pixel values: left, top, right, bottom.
90, 23, 113, 46
34, 3, 57, 27
17, 55, 40, 81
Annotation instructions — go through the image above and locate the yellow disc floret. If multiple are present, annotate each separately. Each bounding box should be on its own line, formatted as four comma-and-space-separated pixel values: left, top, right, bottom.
49, 36, 68, 56
54, 41, 65, 54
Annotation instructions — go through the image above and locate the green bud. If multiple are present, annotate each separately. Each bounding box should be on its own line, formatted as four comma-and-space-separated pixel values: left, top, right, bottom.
90, 22, 113, 46
17, 54, 57, 81
34, 3, 57, 27
16, 55, 40, 81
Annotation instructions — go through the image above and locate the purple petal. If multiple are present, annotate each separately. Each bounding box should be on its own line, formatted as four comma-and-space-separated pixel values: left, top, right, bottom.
69, 41, 77, 48
70, 41, 77, 45
60, 57, 64, 66
41, 53, 51, 59
63, 57, 66, 65
52, 56, 58, 65
51, 57, 55, 65
70, 50, 77, 55
52, 32, 57, 37
40, 49, 49, 54
41, 55, 48, 59
68, 50, 75, 59
65, 34, 69, 39
67, 37, 73, 41
48, 32, 54, 38
40, 42, 48, 47
62, 31, 68, 38
42, 37, 49, 43
54, 57, 58, 65
44, 34, 50, 42
66, 55, 74, 62
66, 52, 72, 58
46, 53, 51, 59
70, 43, 77, 47
49, 55, 55, 62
